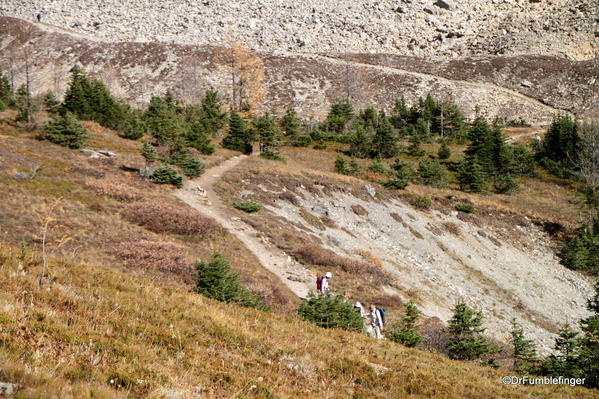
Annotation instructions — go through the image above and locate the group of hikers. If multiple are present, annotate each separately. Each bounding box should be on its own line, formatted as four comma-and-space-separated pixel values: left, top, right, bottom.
316, 272, 386, 339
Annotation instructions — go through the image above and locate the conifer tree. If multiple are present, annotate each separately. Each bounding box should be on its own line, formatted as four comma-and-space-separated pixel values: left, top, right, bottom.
254, 113, 281, 154
42, 92, 61, 115
193, 252, 267, 310
349, 125, 371, 158
121, 114, 146, 140
457, 157, 486, 192
445, 301, 500, 361
359, 106, 379, 131
198, 89, 226, 135
222, 111, 252, 154
371, 115, 399, 158
509, 319, 538, 374
324, 98, 354, 133
540, 325, 584, 378
417, 159, 447, 187
579, 281, 599, 387
438, 140, 451, 160
281, 108, 301, 137
0, 73, 11, 104
388, 301, 423, 347
297, 293, 363, 331
40, 112, 89, 149
15, 83, 35, 123
391, 96, 413, 129
540, 115, 580, 170
407, 131, 425, 157
141, 141, 158, 163
144, 94, 182, 144
185, 122, 215, 154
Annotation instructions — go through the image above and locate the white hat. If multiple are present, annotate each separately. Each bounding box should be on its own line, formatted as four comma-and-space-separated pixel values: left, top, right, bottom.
355, 301, 362, 307
325, 272, 332, 278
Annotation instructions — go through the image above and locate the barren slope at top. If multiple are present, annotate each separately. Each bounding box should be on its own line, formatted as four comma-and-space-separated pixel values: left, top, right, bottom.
1, 0, 597, 59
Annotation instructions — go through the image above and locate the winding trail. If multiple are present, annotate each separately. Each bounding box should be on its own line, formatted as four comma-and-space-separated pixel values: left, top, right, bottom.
175, 155, 313, 298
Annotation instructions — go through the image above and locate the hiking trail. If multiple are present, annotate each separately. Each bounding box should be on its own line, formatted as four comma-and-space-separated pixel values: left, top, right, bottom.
175, 155, 313, 299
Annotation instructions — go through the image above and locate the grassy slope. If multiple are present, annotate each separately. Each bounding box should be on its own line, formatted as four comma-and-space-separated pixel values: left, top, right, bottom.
0, 115, 593, 397
1, 244, 596, 399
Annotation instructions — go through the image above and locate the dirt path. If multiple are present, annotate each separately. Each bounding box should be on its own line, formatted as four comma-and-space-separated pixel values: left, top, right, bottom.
175, 155, 313, 299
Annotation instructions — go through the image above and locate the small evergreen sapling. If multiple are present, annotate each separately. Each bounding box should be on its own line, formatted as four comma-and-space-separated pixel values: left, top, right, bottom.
510, 318, 538, 374
193, 252, 268, 310
297, 293, 363, 332
388, 301, 423, 347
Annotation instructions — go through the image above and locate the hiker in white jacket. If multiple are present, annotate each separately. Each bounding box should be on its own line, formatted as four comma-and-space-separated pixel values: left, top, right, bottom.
369, 304, 384, 339
320, 272, 332, 295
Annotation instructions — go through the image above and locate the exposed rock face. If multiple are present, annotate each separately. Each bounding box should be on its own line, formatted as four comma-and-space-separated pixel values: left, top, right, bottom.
1, 0, 597, 59
1, 17, 597, 124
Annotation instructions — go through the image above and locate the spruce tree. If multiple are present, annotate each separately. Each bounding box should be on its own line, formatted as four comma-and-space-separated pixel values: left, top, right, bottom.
281, 108, 301, 138
144, 94, 182, 144
198, 89, 226, 135
15, 83, 35, 123
41, 112, 89, 149
438, 140, 451, 160
445, 301, 501, 361
349, 125, 371, 158
297, 293, 363, 331
324, 98, 354, 134
579, 281, 599, 388
371, 114, 399, 158
388, 301, 423, 347
540, 325, 584, 378
254, 113, 281, 154
141, 142, 158, 163
457, 157, 486, 192
407, 131, 425, 157
42, 92, 61, 115
185, 122, 215, 154
0, 73, 11, 104
417, 159, 447, 187
193, 252, 267, 310
540, 115, 580, 170
222, 111, 252, 154
121, 114, 146, 140
510, 319, 538, 374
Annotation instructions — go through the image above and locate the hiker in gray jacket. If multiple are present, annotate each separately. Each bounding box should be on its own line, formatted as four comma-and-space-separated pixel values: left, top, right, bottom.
369, 304, 384, 339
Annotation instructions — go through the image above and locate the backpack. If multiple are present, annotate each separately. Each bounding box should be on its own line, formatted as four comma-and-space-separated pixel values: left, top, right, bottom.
379, 308, 386, 324
316, 276, 323, 291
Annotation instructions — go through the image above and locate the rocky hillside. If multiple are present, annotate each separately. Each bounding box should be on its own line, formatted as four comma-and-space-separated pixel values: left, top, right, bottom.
1, 17, 598, 124
1, 0, 597, 59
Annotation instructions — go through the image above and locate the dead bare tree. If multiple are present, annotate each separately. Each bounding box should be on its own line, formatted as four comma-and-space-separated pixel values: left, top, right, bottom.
38, 198, 61, 287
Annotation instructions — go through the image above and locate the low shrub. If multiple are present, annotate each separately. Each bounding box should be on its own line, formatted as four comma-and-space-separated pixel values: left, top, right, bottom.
149, 166, 183, 188
260, 151, 286, 162
233, 200, 262, 213
85, 180, 143, 202
123, 201, 222, 236
294, 245, 391, 285
455, 203, 474, 213
412, 196, 431, 209
115, 240, 189, 277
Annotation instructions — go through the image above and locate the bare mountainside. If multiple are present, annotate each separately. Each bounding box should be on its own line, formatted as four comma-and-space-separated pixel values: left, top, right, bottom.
1, 0, 597, 59
1, 17, 598, 124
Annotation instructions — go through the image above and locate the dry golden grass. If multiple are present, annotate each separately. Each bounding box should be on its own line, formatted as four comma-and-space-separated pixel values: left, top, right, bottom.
0, 120, 297, 313
0, 244, 595, 399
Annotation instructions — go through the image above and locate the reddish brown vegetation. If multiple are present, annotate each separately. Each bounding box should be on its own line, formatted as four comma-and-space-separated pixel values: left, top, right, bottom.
85, 179, 143, 202
123, 201, 223, 236
115, 240, 191, 280
294, 245, 391, 285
